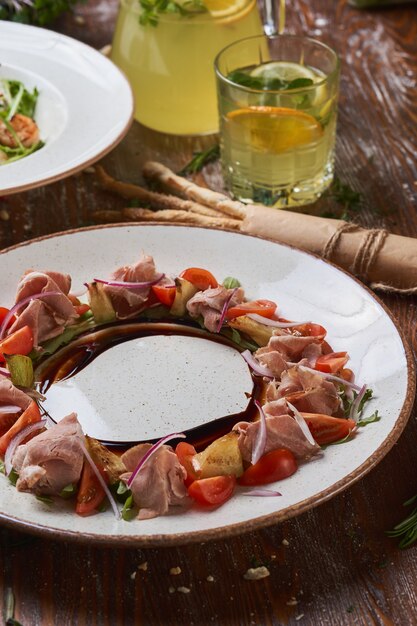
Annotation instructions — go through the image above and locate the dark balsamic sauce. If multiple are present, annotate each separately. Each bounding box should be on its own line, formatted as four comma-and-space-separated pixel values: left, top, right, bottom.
35, 319, 264, 451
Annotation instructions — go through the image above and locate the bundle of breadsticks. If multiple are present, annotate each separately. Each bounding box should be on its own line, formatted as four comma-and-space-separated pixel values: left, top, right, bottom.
94, 163, 417, 294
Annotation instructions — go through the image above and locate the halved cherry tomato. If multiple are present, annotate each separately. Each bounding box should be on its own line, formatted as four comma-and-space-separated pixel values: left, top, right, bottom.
301, 413, 356, 445
179, 268, 218, 291
152, 284, 177, 307
340, 368, 354, 382
226, 299, 277, 321
175, 441, 200, 487
0, 307, 16, 330
238, 449, 297, 486
0, 400, 41, 457
74, 303, 90, 316
315, 351, 349, 374
188, 475, 236, 506
0, 408, 21, 437
294, 322, 327, 338
76, 460, 106, 516
0, 326, 34, 362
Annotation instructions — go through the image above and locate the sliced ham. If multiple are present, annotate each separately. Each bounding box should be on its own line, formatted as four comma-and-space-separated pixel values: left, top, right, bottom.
120, 443, 188, 520
234, 409, 320, 462
104, 254, 158, 319
12, 413, 84, 495
8, 270, 78, 348
186, 286, 244, 332
276, 367, 341, 416
0, 378, 32, 412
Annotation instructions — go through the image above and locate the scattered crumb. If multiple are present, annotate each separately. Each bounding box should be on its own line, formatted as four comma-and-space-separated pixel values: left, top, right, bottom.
270, 554, 277, 560
130, 571, 137, 580
0, 209, 10, 221
286, 598, 298, 606
206, 575, 214, 582
83, 166, 95, 174
100, 44, 112, 57
74, 14, 85, 25
243, 566, 270, 581
169, 586, 175, 594
295, 614, 304, 621
282, 539, 289, 546
170, 567, 182, 575
177, 586, 191, 594
138, 562, 148, 571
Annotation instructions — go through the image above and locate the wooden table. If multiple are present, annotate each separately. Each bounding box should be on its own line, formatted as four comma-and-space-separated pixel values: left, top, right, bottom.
1, 1, 417, 624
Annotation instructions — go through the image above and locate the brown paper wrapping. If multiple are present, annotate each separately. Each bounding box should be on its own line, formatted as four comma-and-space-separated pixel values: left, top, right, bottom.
241, 206, 417, 293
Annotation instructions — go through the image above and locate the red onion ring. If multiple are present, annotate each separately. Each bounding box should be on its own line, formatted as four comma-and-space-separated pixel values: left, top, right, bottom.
247, 313, 311, 328
251, 400, 268, 465
298, 365, 362, 392
349, 384, 368, 422
0, 367, 10, 378
4, 418, 46, 476
242, 488, 282, 497
93, 274, 165, 289
78, 438, 121, 520
286, 401, 316, 446
216, 287, 238, 333
0, 291, 61, 340
241, 350, 274, 379
127, 432, 186, 488
0, 404, 21, 414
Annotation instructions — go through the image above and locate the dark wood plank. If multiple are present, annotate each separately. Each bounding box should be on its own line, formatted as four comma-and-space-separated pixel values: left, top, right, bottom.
1, 0, 417, 624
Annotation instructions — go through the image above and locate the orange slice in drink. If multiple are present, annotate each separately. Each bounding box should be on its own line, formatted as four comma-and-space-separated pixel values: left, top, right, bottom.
226, 106, 323, 153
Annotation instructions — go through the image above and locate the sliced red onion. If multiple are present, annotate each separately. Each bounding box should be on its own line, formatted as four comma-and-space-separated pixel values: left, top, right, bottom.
78, 438, 121, 520
298, 365, 362, 392
349, 384, 368, 422
216, 287, 238, 333
127, 432, 186, 488
242, 488, 282, 497
241, 350, 274, 379
0, 404, 21, 414
251, 400, 268, 465
70, 287, 88, 298
93, 273, 164, 289
0, 367, 10, 378
286, 400, 316, 446
4, 418, 46, 476
0, 291, 61, 340
247, 313, 311, 328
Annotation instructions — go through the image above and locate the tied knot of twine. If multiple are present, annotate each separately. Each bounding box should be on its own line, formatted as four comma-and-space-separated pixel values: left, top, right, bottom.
322, 222, 393, 289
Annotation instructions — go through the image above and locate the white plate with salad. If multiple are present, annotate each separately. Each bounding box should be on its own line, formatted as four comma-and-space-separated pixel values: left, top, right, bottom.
0, 22, 133, 194
0, 224, 413, 546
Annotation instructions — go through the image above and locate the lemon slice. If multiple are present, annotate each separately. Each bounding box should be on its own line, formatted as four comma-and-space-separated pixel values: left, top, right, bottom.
250, 61, 326, 104
203, 0, 247, 18
226, 106, 323, 153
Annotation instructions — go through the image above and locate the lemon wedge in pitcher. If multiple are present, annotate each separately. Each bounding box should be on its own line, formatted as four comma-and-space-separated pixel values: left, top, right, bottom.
203, 0, 249, 18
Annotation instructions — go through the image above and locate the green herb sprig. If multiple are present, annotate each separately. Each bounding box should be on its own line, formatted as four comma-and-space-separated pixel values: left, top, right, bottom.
138, 0, 207, 27
0, 0, 86, 25
178, 144, 220, 176
387, 495, 417, 549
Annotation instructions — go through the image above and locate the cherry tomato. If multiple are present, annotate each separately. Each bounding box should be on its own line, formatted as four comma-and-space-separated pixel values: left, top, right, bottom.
226, 299, 277, 321
0, 307, 16, 330
188, 475, 236, 506
238, 449, 297, 486
151, 284, 177, 307
301, 413, 356, 445
294, 322, 327, 338
175, 441, 200, 487
74, 303, 90, 316
0, 408, 21, 437
0, 400, 41, 457
0, 326, 34, 362
315, 351, 349, 374
76, 460, 106, 516
179, 268, 218, 291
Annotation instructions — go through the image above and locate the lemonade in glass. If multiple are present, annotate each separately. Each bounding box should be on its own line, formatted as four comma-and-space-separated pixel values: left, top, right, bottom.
111, 0, 264, 135
215, 35, 340, 207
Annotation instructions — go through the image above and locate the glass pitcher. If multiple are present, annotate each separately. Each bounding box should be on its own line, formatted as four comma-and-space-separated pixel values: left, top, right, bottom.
111, 0, 277, 135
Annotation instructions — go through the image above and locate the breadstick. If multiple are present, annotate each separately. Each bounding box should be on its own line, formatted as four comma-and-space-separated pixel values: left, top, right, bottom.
122, 208, 242, 230
95, 165, 220, 217
143, 161, 247, 220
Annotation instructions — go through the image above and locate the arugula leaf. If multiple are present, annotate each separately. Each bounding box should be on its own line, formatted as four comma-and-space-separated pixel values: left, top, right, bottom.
36, 316, 94, 359
357, 410, 380, 427
59, 483, 78, 499
36, 494, 53, 505
121, 493, 138, 521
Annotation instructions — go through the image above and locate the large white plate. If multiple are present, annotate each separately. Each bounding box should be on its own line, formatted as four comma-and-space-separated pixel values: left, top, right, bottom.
0, 225, 414, 546
0, 23, 134, 194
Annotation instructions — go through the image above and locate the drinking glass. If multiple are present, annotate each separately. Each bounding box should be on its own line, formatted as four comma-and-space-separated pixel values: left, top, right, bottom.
215, 34, 340, 207
110, 0, 266, 135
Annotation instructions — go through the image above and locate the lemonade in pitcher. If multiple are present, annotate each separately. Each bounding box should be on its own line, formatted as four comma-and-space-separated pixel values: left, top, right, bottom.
111, 0, 263, 134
